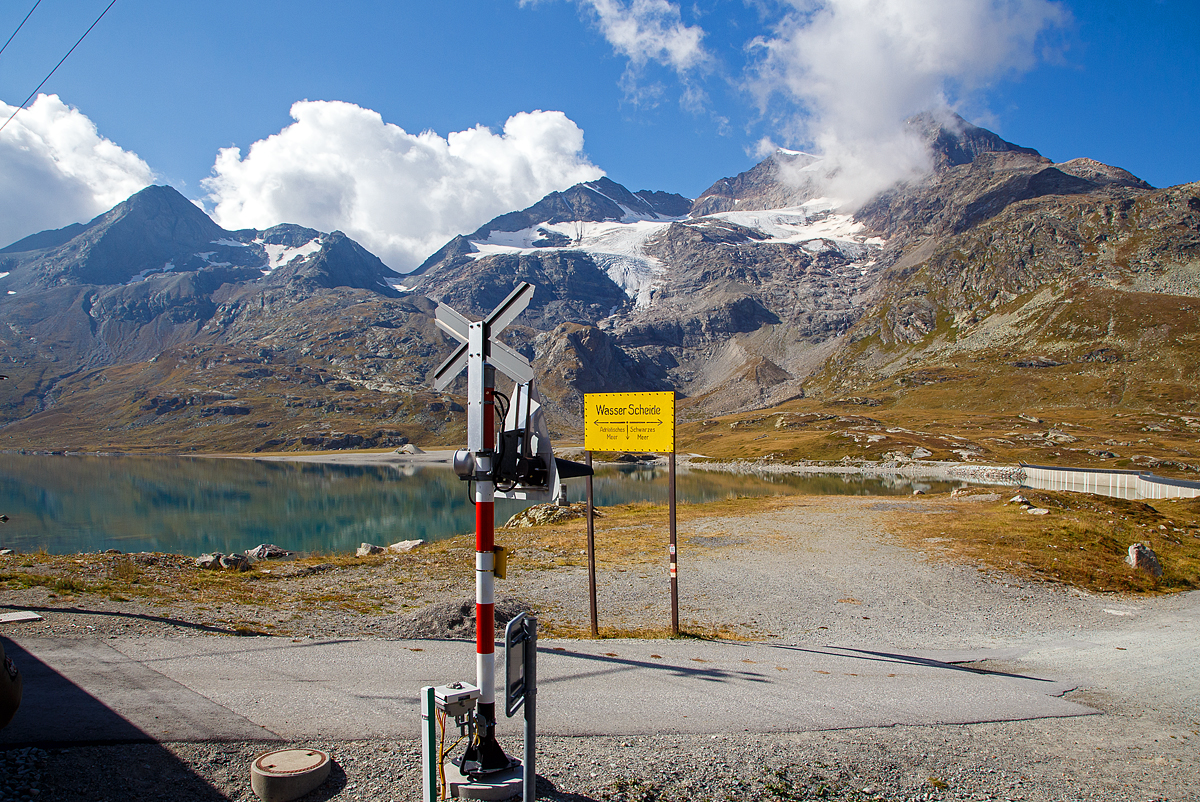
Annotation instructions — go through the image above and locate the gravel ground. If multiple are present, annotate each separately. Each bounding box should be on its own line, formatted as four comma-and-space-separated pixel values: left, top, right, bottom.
15, 716, 1197, 802
2, 495, 1197, 801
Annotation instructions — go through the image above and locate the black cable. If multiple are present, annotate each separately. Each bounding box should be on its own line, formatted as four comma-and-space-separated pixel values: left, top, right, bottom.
0, 0, 117, 135
0, 0, 41, 62
493, 391, 510, 427
493, 389, 509, 468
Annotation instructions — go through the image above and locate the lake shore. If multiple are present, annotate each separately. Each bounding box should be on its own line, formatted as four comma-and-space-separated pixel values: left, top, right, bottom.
224, 446, 1027, 485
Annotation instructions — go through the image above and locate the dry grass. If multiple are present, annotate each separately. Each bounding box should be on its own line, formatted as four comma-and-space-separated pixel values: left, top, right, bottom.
4, 492, 1198, 642
881, 490, 1200, 593
497, 495, 808, 572
677, 401, 1200, 478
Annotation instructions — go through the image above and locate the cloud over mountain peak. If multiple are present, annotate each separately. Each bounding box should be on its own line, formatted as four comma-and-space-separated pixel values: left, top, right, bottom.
201, 101, 604, 273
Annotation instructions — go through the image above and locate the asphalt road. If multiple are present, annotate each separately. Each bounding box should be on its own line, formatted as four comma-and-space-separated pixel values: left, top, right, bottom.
1, 590, 1195, 749
0, 633, 1097, 746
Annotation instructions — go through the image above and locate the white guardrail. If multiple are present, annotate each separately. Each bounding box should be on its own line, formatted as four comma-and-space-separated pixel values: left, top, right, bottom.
1021, 463, 1200, 501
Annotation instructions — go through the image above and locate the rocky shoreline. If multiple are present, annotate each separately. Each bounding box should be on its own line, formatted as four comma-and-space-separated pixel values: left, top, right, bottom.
677, 455, 1027, 485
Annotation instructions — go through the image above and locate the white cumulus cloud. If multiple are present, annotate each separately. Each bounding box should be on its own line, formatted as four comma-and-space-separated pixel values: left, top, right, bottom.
751, 0, 1068, 205
203, 101, 604, 272
585, 0, 708, 73
0, 94, 155, 248
526, 0, 710, 107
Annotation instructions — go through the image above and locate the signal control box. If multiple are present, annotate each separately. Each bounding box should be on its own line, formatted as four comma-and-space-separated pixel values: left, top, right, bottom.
433, 682, 480, 719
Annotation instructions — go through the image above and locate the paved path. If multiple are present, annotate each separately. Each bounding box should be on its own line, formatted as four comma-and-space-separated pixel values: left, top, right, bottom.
3, 588, 1196, 747
1, 635, 1093, 745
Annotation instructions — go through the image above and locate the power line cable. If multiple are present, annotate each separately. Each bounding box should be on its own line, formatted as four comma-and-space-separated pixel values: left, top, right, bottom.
0, 0, 117, 136
0, 0, 42, 62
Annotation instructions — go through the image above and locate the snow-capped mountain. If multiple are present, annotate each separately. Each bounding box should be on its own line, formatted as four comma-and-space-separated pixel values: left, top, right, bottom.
410, 158, 892, 414
2, 112, 1198, 455
0, 186, 401, 298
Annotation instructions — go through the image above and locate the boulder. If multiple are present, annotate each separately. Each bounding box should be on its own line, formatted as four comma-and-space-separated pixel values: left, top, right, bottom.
911, 447, 933, 459
1126, 543, 1163, 578
245, 543, 292, 561
219, 553, 251, 571
195, 553, 223, 570
1009, 494, 1028, 504
1044, 429, 1078, 444
387, 539, 425, 553
504, 502, 595, 528
1026, 507, 1050, 515
397, 444, 424, 454
357, 543, 385, 557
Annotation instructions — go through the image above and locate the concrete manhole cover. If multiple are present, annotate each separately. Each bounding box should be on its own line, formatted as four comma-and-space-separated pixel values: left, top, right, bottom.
250, 748, 331, 802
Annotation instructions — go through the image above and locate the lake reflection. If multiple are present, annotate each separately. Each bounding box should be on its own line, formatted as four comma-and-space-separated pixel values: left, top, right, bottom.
0, 455, 957, 555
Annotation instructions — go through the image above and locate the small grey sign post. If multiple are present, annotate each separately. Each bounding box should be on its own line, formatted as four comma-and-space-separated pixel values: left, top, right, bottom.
505, 612, 538, 802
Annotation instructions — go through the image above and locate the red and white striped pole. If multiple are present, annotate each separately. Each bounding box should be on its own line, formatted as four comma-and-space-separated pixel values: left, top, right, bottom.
434, 291, 537, 778
476, 370, 497, 724
461, 342, 508, 773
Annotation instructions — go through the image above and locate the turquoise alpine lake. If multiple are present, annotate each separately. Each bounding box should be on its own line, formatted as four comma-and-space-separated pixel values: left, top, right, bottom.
0, 454, 960, 556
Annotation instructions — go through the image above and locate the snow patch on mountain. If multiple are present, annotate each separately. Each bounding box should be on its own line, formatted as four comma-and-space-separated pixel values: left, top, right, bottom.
462, 196, 886, 308
472, 218, 670, 306
195, 252, 233, 268
257, 237, 324, 274
707, 200, 886, 260
128, 262, 177, 283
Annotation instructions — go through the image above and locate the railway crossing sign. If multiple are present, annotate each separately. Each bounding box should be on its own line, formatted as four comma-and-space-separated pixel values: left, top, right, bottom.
584, 391, 675, 452
426, 282, 536, 778
431, 283, 534, 453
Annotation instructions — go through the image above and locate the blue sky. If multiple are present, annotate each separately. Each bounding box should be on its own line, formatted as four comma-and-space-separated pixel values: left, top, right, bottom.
1, 0, 1197, 270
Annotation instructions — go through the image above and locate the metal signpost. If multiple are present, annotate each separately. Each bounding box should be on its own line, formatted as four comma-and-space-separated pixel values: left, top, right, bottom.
505, 613, 538, 802
583, 391, 678, 635
430, 283, 536, 778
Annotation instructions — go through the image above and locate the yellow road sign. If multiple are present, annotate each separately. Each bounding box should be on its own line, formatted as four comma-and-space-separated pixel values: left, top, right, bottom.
584, 392, 675, 453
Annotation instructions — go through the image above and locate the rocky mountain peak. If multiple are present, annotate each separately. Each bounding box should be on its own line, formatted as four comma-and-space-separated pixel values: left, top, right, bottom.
465, 176, 690, 244
260, 230, 401, 295
0, 185, 243, 289
691, 112, 1048, 218
905, 110, 1043, 171
690, 150, 822, 216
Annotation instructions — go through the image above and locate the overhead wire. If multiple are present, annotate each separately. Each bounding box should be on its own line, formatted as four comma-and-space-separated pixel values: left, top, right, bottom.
0, 0, 42, 62
0, 0, 118, 136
